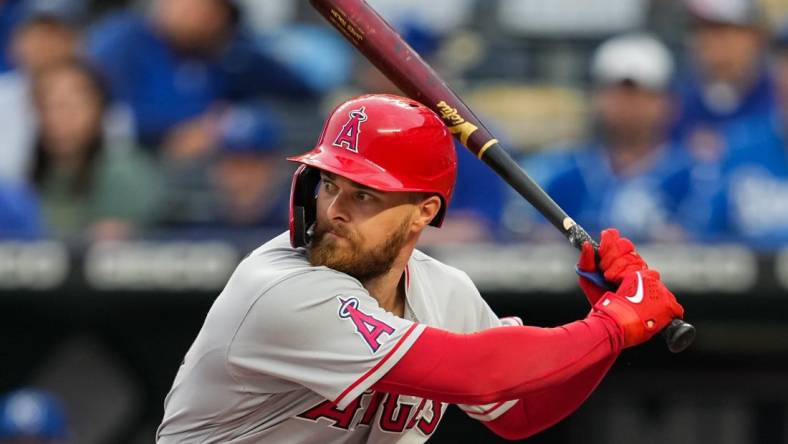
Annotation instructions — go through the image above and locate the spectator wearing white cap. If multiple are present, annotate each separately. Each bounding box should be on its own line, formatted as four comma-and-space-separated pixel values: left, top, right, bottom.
590, 33, 676, 171
506, 33, 695, 243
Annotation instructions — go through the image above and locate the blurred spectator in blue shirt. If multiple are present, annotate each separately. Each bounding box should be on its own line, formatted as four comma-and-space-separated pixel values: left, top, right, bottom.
772, 21, 788, 138
662, 0, 788, 247
0, 388, 67, 443
210, 107, 289, 229
673, 0, 784, 171
697, 153, 788, 248
0, 0, 84, 182
683, 21, 788, 248
11, 0, 84, 75
0, 0, 24, 74
0, 180, 42, 240
506, 34, 694, 243
158, 105, 290, 243
85, 0, 317, 154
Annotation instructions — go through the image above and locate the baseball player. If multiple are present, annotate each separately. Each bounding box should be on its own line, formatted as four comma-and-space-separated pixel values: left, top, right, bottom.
157, 94, 685, 443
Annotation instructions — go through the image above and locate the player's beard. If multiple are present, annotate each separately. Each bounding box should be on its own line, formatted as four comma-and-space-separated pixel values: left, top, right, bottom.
307, 219, 410, 282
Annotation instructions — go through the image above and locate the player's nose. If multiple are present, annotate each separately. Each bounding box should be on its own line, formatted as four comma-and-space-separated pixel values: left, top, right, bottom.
326, 192, 351, 223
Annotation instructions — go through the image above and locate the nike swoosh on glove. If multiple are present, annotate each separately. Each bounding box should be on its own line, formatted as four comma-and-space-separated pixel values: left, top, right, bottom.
593, 270, 685, 348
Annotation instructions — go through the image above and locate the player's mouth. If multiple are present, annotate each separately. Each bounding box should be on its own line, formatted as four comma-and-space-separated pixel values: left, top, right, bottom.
326, 229, 348, 241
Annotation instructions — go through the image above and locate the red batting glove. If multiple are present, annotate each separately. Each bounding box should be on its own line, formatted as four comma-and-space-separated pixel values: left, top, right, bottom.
577, 241, 606, 305
598, 229, 649, 284
577, 228, 649, 305
594, 270, 685, 348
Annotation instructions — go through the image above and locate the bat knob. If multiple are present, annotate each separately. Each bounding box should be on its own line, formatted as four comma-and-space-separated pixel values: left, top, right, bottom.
661, 319, 695, 353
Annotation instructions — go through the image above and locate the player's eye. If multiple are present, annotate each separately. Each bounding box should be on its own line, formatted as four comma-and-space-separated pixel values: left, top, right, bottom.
322, 180, 337, 194
355, 191, 373, 202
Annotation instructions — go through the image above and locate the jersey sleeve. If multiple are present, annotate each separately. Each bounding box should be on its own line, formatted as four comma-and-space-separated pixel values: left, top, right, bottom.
443, 268, 502, 332
450, 268, 523, 420
226, 268, 426, 409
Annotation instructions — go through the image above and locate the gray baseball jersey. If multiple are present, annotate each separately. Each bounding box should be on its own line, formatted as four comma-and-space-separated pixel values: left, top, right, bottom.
157, 232, 519, 443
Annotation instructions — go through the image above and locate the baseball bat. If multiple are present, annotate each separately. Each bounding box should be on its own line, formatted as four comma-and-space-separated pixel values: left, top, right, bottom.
310, 0, 695, 353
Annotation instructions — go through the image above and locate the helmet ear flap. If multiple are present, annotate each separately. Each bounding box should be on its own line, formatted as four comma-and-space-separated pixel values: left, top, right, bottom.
289, 166, 322, 247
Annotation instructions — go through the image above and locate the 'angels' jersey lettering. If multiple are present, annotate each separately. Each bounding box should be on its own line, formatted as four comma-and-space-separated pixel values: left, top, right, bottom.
296, 390, 443, 435
157, 232, 514, 443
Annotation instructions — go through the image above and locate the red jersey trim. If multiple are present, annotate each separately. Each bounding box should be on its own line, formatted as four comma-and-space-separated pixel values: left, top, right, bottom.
334, 323, 419, 406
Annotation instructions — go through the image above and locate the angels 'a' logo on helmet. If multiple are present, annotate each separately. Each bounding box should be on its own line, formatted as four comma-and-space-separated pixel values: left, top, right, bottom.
332, 106, 367, 153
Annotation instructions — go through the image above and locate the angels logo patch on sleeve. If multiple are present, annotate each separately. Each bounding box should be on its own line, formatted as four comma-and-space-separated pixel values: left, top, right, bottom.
337, 297, 395, 353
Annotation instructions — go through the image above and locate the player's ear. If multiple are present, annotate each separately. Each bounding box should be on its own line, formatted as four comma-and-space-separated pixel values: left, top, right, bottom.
413, 194, 442, 229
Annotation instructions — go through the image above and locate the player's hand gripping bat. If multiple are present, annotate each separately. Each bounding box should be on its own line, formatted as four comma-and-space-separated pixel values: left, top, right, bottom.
310, 0, 695, 353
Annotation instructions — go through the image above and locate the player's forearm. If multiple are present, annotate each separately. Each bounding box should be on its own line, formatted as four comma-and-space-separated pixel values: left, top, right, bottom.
373, 312, 623, 405
482, 353, 617, 440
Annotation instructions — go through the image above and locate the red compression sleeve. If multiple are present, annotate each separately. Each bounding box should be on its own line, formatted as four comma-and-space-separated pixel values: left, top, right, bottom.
373, 312, 623, 406
482, 352, 617, 440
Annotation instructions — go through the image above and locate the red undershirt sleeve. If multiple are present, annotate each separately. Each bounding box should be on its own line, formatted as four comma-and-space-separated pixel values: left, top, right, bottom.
480, 352, 617, 439
373, 311, 623, 435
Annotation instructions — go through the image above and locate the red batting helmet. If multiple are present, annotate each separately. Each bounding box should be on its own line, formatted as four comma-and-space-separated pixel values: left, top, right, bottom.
288, 94, 457, 247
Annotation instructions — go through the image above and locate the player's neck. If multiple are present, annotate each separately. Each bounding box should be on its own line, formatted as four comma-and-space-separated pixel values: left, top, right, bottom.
361, 246, 413, 318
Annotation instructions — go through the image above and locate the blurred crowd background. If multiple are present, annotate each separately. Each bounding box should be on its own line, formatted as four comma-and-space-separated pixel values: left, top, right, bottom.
2, 0, 788, 443
2, 0, 788, 248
